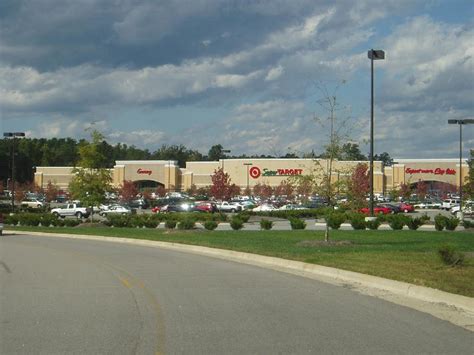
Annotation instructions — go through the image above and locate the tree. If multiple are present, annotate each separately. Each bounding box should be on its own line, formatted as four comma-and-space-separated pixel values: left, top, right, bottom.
416, 180, 428, 200
155, 185, 166, 198
274, 180, 294, 198
253, 183, 273, 200
347, 163, 369, 209
463, 149, 474, 199
398, 183, 412, 201
207, 144, 225, 161
210, 168, 234, 200
69, 130, 113, 212
44, 181, 59, 203
340, 143, 366, 161
374, 152, 393, 167
118, 180, 138, 204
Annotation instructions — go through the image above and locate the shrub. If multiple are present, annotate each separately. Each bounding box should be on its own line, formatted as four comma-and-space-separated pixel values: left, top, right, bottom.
326, 212, 346, 230
203, 220, 218, 230
165, 219, 177, 229
260, 219, 273, 230
348, 213, 366, 230
64, 219, 81, 227
434, 214, 447, 231
462, 219, 474, 229
366, 219, 381, 230
4, 214, 19, 226
230, 217, 244, 230
237, 212, 251, 223
438, 244, 465, 266
107, 215, 132, 228
178, 219, 195, 230
406, 216, 425, 230
143, 219, 159, 228
213, 213, 228, 222
386, 214, 408, 230
445, 217, 460, 231
289, 218, 306, 230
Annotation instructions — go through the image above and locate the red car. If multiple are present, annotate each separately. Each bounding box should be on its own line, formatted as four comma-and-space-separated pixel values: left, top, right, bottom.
151, 206, 163, 213
399, 202, 414, 213
193, 201, 218, 213
359, 206, 392, 215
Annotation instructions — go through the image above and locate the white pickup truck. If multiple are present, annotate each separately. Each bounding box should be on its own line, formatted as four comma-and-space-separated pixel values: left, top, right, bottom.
51, 203, 90, 218
216, 201, 242, 213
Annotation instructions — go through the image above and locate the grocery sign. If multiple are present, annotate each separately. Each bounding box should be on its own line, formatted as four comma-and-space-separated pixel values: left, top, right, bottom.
137, 168, 153, 175
405, 168, 456, 175
249, 166, 303, 179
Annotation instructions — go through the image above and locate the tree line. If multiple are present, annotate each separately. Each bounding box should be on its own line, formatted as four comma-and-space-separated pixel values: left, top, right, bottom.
0, 136, 392, 184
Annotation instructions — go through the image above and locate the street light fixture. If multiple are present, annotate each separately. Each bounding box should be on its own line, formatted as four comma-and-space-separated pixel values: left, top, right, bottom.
243, 163, 253, 193
448, 119, 474, 219
368, 49, 385, 217
3, 132, 26, 210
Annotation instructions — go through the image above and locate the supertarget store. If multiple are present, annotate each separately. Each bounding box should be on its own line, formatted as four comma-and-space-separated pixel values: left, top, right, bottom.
34, 158, 468, 195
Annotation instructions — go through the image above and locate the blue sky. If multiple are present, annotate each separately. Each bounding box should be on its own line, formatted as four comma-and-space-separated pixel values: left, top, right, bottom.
1, 0, 473, 158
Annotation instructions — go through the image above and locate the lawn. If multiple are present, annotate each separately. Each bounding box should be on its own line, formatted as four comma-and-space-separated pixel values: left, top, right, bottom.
6, 226, 474, 297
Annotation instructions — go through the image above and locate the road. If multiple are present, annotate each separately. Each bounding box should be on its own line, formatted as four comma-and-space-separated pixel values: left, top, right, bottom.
1, 234, 473, 354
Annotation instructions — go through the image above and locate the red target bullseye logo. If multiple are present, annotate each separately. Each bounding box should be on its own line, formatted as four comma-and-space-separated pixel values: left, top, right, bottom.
249, 166, 261, 179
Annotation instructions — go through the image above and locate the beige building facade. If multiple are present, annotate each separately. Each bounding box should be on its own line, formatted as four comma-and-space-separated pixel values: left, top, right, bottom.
34, 158, 468, 195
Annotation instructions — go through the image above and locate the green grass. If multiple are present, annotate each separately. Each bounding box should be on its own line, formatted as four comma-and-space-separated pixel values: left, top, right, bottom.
7, 226, 474, 297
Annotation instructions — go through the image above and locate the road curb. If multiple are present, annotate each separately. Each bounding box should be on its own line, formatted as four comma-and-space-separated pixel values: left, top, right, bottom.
6, 230, 474, 314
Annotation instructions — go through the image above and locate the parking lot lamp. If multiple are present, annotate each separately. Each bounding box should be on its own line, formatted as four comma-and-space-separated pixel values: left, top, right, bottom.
3, 132, 26, 210
243, 163, 253, 192
448, 119, 474, 219
221, 149, 231, 173
368, 49, 385, 217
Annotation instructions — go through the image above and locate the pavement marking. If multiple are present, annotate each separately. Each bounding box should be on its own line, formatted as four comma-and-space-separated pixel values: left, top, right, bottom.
0, 260, 12, 273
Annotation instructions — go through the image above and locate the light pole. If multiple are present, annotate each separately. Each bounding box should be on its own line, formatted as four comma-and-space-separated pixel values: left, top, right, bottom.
243, 163, 252, 193
368, 49, 385, 217
221, 149, 231, 173
3, 132, 26, 210
448, 119, 474, 219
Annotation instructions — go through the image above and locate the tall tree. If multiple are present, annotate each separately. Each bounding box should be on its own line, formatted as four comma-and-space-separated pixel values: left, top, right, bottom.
347, 163, 369, 209
210, 167, 235, 200
374, 152, 393, 167
207, 144, 225, 161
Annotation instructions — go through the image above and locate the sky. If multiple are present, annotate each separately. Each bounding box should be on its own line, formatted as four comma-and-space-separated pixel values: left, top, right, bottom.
1, 0, 473, 159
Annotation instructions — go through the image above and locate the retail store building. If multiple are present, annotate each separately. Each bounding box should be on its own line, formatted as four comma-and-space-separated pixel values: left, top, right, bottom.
34, 158, 468, 195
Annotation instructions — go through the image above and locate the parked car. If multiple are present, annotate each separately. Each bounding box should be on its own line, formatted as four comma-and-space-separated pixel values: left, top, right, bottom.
99, 205, 131, 216
51, 203, 90, 218
414, 200, 442, 209
217, 201, 242, 213
441, 199, 460, 210
451, 201, 474, 219
359, 206, 392, 215
126, 199, 149, 209
161, 202, 195, 213
398, 202, 415, 213
378, 203, 400, 214
252, 204, 277, 212
278, 204, 306, 211
21, 198, 44, 209
193, 201, 218, 213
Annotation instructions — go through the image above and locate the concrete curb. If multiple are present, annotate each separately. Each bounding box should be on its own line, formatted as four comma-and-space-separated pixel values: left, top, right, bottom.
5, 230, 474, 315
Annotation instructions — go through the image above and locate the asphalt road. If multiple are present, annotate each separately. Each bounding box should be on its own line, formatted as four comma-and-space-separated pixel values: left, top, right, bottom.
1, 235, 473, 354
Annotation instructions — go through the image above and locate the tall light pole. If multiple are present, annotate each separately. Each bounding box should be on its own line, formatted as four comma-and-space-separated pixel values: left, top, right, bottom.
448, 119, 474, 219
221, 149, 231, 173
243, 163, 252, 193
3, 132, 26, 210
368, 49, 385, 217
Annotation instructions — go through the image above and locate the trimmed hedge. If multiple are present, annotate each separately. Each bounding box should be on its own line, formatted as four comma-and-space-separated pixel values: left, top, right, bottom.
289, 218, 306, 230
203, 220, 218, 230
260, 219, 273, 230
230, 217, 244, 230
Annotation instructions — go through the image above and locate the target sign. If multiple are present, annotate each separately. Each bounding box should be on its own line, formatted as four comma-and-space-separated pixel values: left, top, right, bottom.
249, 166, 261, 179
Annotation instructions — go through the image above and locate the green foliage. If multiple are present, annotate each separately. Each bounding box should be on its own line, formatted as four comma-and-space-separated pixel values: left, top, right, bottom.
230, 217, 244, 230
366, 218, 381, 230
64, 219, 81, 227
462, 219, 474, 229
289, 218, 306, 230
445, 217, 460, 231
165, 219, 177, 229
178, 219, 195, 230
253, 208, 322, 220
260, 219, 273, 230
203, 220, 218, 230
348, 212, 367, 230
438, 244, 465, 266
434, 214, 447, 231
386, 214, 408, 230
326, 212, 346, 230
237, 212, 251, 223
406, 216, 427, 230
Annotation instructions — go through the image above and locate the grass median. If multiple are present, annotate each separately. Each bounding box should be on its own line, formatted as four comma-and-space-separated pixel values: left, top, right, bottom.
6, 226, 474, 297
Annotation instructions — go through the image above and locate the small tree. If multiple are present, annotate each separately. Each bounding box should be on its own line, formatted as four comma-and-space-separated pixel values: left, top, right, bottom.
119, 180, 138, 204
210, 167, 233, 200
399, 183, 412, 201
44, 181, 59, 203
155, 185, 166, 198
347, 163, 369, 209
416, 180, 428, 200
274, 180, 294, 198
253, 183, 273, 200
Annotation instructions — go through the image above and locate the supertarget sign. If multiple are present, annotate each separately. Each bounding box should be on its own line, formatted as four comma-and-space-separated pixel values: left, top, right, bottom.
249, 166, 303, 179
249, 166, 261, 179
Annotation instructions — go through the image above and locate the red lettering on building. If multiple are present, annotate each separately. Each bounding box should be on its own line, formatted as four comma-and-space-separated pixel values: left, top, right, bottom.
405, 167, 456, 175
137, 168, 152, 175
